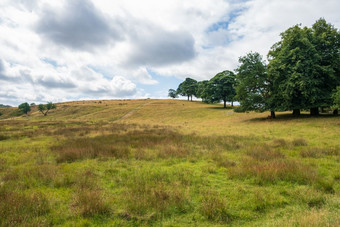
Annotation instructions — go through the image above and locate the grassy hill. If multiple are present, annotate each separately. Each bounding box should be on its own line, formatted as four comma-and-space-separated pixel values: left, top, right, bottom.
0, 99, 339, 226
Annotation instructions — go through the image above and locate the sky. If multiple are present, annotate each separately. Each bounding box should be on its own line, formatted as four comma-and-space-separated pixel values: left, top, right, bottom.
0, 0, 340, 106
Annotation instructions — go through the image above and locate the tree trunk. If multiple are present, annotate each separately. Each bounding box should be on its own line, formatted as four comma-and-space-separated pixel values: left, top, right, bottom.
333, 109, 338, 115
223, 100, 226, 108
187, 95, 189, 101
231, 101, 234, 107
271, 111, 276, 119
310, 107, 319, 116
293, 109, 300, 116
190, 95, 193, 101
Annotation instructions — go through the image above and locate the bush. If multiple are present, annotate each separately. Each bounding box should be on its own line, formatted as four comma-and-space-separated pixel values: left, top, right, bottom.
233, 106, 247, 113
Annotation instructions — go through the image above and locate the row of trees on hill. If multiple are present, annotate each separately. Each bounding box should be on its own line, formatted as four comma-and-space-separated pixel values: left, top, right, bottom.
169, 18, 340, 117
18, 102, 56, 116
168, 71, 236, 108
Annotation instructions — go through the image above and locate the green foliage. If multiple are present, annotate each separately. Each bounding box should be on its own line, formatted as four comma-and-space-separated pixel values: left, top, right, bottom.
168, 89, 178, 98
38, 102, 56, 116
268, 19, 340, 114
196, 80, 210, 103
332, 86, 340, 108
1, 100, 340, 226
236, 52, 270, 112
209, 70, 236, 108
176, 77, 198, 101
18, 102, 31, 115
0, 104, 11, 107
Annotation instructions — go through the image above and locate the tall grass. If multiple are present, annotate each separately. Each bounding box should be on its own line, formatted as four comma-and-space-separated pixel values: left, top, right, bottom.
0, 99, 339, 226
0, 188, 50, 226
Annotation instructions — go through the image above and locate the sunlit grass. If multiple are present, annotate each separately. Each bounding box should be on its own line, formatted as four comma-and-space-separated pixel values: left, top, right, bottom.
0, 99, 339, 225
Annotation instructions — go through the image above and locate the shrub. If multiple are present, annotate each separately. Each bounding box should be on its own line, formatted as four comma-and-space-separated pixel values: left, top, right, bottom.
233, 106, 246, 113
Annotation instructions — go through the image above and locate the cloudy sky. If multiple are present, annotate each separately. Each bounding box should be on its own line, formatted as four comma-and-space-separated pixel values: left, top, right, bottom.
0, 0, 339, 105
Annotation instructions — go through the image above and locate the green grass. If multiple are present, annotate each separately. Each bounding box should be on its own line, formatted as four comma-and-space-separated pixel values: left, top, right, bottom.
0, 99, 340, 226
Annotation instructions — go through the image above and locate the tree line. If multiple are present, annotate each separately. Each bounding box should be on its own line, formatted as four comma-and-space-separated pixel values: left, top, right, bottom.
18, 102, 56, 116
169, 19, 340, 117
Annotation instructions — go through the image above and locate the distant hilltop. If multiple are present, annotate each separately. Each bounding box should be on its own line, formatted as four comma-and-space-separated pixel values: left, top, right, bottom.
0, 104, 11, 107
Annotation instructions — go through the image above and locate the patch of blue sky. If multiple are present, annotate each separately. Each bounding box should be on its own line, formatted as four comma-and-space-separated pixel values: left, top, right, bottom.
87, 65, 113, 80
137, 69, 183, 98
206, 6, 246, 33
42, 58, 58, 67
206, 21, 230, 32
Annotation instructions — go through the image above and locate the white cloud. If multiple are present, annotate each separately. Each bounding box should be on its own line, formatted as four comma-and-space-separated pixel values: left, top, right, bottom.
0, 0, 339, 105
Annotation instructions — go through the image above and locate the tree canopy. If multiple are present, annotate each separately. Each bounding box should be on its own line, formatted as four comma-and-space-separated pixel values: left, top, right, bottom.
268, 19, 340, 115
169, 18, 340, 117
235, 52, 272, 114
38, 102, 56, 116
209, 70, 236, 108
176, 78, 198, 101
18, 102, 31, 115
168, 89, 178, 99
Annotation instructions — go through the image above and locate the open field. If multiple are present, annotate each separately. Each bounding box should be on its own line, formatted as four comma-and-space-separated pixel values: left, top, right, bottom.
0, 99, 340, 226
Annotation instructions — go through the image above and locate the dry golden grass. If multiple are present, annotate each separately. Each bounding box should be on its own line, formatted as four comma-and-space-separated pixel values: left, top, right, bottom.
0, 99, 339, 226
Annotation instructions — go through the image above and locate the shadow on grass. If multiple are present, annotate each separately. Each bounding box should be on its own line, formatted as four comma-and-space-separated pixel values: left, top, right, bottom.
206, 106, 234, 110
245, 112, 340, 122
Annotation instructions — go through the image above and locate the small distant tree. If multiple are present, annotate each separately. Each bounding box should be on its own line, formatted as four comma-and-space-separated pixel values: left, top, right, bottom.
38, 102, 56, 116
18, 102, 31, 115
30, 103, 36, 106
176, 78, 198, 101
0, 112, 2, 117
209, 70, 236, 108
168, 89, 178, 99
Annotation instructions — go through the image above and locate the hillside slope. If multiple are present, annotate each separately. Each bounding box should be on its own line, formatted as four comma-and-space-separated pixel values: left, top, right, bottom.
0, 99, 339, 226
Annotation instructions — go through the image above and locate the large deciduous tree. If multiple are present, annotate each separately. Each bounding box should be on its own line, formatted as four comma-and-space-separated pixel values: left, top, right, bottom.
168, 89, 178, 99
236, 52, 275, 118
209, 70, 236, 108
38, 102, 56, 116
311, 18, 340, 114
176, 78, 198, 101
268, 19, 340, 116
18, 102, 31, 115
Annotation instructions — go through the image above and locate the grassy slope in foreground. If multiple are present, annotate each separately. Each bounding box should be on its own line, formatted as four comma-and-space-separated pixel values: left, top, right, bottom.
0, 99, 339, 226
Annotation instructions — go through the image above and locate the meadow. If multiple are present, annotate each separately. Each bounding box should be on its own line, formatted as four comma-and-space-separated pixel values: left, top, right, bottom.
0, 99, 339, 226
